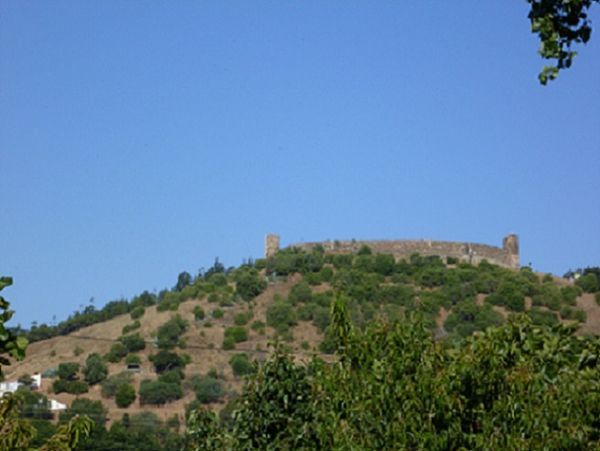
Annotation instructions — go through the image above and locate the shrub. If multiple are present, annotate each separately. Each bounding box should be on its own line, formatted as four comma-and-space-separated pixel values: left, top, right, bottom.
158, 370, 183, 385
73, 346, 83, 357
122, 320, 141, 334
229, 353, 255, 376
320, 266, 334, 282
101, 372, 132, 398
57, 362, 80, 381
211, 308, 224, 319
224, 326, 248, 343
561, 285, 582, 305
60, 398, 106, 427
106, 343, 128, 363
235, 268, 267, 301
250, 320, 265, 331
83, 353, 108, 385
53, 379, 89, 395
130, 306, 145, 320
156, 315, 188, 349
288, 282, 313, 305
120, 332, 146, 352
139, 380, 183, 405
374, 254, 396, 276
486, 282, 526, 312
149, 350, 186, 374
319, 330, 337, 354
445, 300, 504, 337
193, 305, 205, 321
575, 273, 599, 293
528, 308, 559, 327
195, 377, 224, 404
234, 311, 253, 326
560, 306, 587, 322
312, 306, 330, 332
115, 383, 136, 408
223, 336, 235, 350
266, 301, 297, 334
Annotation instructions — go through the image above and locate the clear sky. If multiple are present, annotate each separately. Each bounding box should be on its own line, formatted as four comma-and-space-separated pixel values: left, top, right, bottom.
1, 2, 599, 327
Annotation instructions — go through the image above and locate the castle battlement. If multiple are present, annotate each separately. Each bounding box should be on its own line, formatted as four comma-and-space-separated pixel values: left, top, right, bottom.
264, 234, 519, 269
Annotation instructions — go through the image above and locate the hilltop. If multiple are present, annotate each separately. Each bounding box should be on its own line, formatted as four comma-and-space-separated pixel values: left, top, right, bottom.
3, 245, 600, 447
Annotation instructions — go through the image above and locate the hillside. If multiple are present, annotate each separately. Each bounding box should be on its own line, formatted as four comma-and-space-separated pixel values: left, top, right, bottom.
4, 248, 600, 447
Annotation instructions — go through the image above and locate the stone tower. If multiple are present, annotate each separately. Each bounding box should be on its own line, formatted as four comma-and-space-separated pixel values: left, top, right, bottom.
502, 234, 519, 268
265, 234, 280, 258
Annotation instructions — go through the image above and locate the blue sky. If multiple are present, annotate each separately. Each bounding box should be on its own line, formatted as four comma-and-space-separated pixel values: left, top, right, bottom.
1, 2, 599, 327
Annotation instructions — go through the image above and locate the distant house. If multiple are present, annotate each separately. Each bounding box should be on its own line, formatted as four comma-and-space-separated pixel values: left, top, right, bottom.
0, 372, 43, 396
49, 399, 67, 411
0, 380, 20, 396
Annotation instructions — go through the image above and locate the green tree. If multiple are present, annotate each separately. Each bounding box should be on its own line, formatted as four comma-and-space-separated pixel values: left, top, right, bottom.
119, 332, 146, 352
115, 383, 136, 408
139, 380, 183, 406
57, 362, 80, 381
234, 267, 267, 302
83, 353, 108, 385
59, 398, 107, 429
195, 376, 224, 404
527, 0, 599, 83
229, 353, 255, 377
0, 277, 28, 378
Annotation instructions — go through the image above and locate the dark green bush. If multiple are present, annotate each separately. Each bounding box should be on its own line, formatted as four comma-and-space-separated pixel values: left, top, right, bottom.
106, 343, 128, 363
122, 320, 141, 335
211, 308, 224, 319
266, 301, 297, 334
561, 285, 582, 305
223, 336, 235, 350
193, 305, 205, 321
57, 362, 80, 381
139, 380, 183, 405
195, 376, 224, 404
83, 353, 108, 385
528, 308, 559, 327
235, 268, 267, 301
229, 353, 255, 376
224, 326, 248, 343
53, 379, 89, 395
445, 300, 504, 337
156, 314, 188, 349
158, 369, 183, 385
115, 383, 136, 408
560, 306, 587, 322
149, 350, 186, 374
120, 332, 146, 352
234, 311, 253, 326
130, 306, 145, 320
101, 372, 132, 398
575, 273, 599, 293
288, 282, 313, 305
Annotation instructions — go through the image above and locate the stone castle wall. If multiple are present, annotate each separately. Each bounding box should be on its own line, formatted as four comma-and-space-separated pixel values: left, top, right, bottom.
266, 234, 519, 269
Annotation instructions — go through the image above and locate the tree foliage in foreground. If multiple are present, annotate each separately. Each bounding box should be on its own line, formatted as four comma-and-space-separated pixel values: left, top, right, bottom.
187, 298, 600, 449
0, 277, 28, 378
527, 0, 599, 84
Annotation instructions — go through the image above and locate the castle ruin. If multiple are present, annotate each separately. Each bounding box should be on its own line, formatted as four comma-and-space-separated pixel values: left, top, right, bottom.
264, 233, 519, 269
